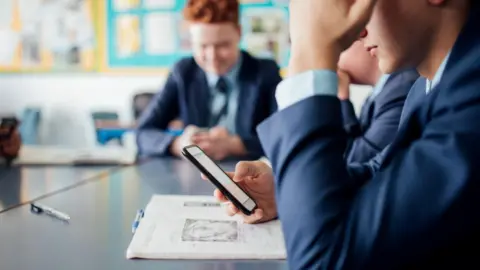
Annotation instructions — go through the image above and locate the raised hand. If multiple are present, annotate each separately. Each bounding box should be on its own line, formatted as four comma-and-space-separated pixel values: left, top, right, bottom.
289, 0, 378, 75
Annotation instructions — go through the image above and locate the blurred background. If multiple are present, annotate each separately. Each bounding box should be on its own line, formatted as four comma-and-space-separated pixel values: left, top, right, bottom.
0, 0, 371, 148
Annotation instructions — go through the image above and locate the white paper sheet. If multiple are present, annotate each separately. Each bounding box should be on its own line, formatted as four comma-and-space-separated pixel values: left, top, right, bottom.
126, 195, 286, 260
143, 0, 175, 9
144, 13, 176, 55
0, 29, 19, 65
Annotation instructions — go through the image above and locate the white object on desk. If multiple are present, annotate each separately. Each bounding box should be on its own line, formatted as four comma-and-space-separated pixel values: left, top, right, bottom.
14, 145, 136, 165
126, 195, 286, 260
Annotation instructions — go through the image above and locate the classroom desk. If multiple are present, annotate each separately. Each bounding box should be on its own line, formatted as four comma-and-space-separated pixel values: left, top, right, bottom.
0, 165, 113, 213
0, 158, 287, 270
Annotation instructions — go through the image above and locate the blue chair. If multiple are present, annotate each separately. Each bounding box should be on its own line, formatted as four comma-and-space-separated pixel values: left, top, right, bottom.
19, 107, 41, 145
132, 92, 155, 120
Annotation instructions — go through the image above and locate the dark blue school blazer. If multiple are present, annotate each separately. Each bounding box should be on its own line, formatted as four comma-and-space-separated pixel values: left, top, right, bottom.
342, 69, 419, 164
136, 51, 281, 158
257, 3, 480, 269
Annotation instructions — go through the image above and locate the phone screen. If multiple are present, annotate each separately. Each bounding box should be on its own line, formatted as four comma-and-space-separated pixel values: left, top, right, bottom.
185, 146, 252, 206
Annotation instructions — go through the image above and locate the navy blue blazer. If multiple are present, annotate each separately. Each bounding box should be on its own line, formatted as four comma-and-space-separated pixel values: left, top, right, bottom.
136, 51, 281, 158
257, 4, 480, 269
349, 76, 428, 184
342, 70, 418, 164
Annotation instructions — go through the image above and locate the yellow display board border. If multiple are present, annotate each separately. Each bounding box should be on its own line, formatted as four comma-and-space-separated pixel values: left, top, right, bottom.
0, 0, 287, 77
0, 0, 98, 74
95, 0, 170, 76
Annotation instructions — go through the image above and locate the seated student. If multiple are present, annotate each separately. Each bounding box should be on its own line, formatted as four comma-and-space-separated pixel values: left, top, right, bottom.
210, 0, 480, 268
136, 0, 281, 160
337, 41, 418, 164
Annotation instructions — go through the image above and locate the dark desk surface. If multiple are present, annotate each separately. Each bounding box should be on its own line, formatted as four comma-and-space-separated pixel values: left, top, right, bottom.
0, 158, 287, 270
0, 165, 113, 213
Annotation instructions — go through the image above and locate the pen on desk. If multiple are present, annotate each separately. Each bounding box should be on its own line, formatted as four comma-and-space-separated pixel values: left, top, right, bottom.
132, 209, 144, 234
30, 203, 71, 222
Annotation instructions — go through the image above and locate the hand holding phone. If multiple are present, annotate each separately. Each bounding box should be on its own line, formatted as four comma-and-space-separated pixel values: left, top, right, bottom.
0, 117, 21, 165
182, 145, 257, 215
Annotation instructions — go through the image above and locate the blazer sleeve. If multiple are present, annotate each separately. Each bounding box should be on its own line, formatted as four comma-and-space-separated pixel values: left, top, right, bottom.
135, 70, 180, 157
239, 61, 281, 157
257, 91, 480, 269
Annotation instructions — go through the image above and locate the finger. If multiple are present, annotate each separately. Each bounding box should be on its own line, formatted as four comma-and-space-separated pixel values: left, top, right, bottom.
225, 202, 239, 216
183, 125, 198, 135
233, 161, 256, 182
242, 208, 265, 224
213, 189, 228, 202
225, 171, 235, 179
209, 127, 229, 138
200, 173, 207, 180
350, 0, 378, 27
191, 134, 209, 144
197, 141, 212, 153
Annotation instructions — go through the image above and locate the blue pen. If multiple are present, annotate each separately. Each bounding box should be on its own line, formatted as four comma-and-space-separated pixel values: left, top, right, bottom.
131, 209, 144, 234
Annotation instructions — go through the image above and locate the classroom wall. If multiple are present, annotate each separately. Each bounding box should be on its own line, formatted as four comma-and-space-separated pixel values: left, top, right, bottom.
0, 74, 372, 147
0, 74, 163, 147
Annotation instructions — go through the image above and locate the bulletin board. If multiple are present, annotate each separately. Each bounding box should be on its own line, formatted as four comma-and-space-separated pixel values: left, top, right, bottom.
0, 0, 97, 72
99, 0, 290, 74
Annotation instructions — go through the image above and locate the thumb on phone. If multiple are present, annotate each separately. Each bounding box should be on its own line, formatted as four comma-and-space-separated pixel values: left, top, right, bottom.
233, 161, 257, 183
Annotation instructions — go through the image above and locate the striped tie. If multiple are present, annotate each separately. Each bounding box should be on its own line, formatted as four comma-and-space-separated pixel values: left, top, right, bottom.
210, 77, 229, 127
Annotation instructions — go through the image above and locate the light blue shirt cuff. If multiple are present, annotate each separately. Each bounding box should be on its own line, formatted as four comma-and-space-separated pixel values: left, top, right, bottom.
275, 70, 338, 110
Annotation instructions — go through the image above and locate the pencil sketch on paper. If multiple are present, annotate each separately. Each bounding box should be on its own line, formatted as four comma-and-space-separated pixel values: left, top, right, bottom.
181, 219, 238, 242
183, 201, 221, 207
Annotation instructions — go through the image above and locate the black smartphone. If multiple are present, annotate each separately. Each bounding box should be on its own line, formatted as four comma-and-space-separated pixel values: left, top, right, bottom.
182, 145, 257, 215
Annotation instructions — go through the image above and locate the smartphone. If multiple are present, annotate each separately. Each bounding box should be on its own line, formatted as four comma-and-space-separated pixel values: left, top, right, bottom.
182, 145, 257, 215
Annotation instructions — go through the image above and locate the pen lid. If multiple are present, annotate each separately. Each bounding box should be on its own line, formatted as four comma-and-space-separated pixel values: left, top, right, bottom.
30, 203, 43, 214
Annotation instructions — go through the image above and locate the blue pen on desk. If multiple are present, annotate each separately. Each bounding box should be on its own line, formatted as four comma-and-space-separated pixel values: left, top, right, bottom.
132, 209, 144, 234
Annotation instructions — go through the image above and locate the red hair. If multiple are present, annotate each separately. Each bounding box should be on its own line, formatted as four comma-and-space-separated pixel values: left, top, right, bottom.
183, 0, 239, 25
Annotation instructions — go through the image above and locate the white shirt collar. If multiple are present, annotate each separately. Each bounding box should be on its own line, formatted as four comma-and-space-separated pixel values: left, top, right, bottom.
206, 53, 242, 90
371, 74, 391, 99
426, 51, 452, 94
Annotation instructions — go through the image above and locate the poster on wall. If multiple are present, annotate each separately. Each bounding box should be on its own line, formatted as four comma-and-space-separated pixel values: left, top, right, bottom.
241, 7, 289, 66
144, 13, 177, 55
144, 0, 176, 9
0, 0, 96, 72
103, 0, 290, 71
114, 0, 140, 11
115, 14, 141, 57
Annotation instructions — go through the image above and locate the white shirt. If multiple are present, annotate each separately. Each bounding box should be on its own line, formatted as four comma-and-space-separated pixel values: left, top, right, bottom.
276, 52, 452, 110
